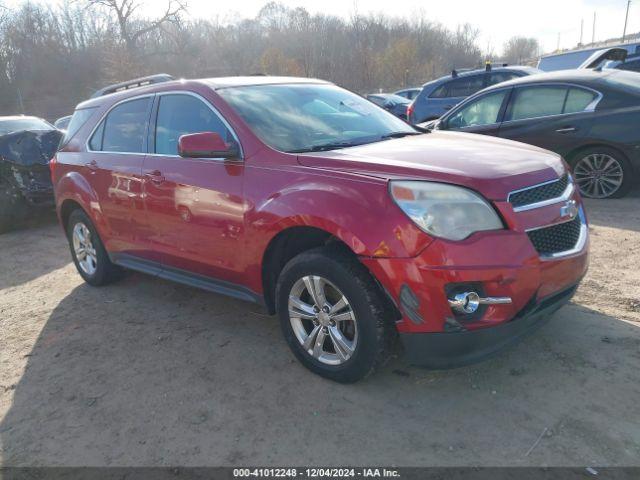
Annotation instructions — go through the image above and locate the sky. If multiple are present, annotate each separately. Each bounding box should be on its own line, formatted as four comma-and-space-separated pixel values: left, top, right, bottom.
8, 0, 639, 54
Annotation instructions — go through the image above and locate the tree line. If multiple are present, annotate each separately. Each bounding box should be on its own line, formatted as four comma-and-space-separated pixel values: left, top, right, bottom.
0, 0, 540, 121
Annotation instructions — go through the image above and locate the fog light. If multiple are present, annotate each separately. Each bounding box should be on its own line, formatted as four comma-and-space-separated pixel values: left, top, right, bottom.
448, 292, 512, 314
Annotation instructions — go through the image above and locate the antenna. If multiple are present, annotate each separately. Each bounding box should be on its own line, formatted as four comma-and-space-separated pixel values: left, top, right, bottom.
623, 0, 632, 42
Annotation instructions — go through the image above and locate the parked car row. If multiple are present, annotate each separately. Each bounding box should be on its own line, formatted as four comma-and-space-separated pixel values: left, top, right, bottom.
421, 69, 640, 199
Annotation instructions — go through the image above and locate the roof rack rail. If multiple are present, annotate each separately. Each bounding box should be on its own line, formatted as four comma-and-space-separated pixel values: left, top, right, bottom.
90, 74, 175, 98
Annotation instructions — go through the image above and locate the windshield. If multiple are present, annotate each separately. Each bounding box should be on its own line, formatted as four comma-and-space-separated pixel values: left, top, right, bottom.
0, 118, 54, 136
218, 83, 416, 153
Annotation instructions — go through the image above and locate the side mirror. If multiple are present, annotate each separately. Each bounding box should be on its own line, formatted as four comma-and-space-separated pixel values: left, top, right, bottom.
178, 132, 240, 159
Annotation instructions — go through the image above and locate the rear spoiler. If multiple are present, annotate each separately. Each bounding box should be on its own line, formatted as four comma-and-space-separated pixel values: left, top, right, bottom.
578, 48, 628, 70
90, 74, 174, 98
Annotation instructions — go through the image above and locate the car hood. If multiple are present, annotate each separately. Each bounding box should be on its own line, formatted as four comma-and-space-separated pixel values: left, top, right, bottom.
296, 131, 565, 200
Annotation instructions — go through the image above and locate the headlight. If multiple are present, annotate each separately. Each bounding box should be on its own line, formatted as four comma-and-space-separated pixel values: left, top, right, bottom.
389, 181, 503, 241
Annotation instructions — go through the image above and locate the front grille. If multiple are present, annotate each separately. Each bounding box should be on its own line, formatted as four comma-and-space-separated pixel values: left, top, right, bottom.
527, 216, 582, 256
509, 175, 569, 208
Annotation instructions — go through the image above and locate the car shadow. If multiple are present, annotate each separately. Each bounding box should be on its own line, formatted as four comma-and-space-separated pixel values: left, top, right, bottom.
0, 216, 70, 290
582, 185, 640, 232
1, 274, 639, 466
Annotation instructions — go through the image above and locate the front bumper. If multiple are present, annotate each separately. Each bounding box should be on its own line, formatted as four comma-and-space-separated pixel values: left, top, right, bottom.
361, 204, 589, 367
400, 283, 577, 368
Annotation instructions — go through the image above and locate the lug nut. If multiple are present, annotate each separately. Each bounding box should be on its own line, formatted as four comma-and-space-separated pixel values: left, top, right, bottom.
322, 306, 330, 313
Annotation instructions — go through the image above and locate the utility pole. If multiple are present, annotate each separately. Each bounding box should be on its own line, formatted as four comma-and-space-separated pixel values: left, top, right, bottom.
592, 11, 597, 44
623, 0, 632, 42
557, 32, 561, 51
580, 18, 584, 45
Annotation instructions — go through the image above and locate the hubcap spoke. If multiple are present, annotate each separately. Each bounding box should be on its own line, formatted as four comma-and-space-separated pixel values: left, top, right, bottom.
328, 325, 354, 361
302, 324, 322, 351
312, 328, 327, 359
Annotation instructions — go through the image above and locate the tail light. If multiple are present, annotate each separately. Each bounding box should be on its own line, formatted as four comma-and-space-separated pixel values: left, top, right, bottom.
407, 101, 415, 122
49, 155, 57, 183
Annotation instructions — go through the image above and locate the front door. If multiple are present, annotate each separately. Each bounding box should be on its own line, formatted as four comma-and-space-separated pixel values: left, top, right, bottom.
441, 88, 511, 137
141, 92, 246, 285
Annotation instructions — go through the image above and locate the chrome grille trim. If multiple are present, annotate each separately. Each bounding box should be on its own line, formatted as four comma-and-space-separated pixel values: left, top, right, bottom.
509, 175, 575, 212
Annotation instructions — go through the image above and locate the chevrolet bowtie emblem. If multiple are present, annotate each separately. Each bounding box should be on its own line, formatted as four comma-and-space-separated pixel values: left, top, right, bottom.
560, 199, 579, 220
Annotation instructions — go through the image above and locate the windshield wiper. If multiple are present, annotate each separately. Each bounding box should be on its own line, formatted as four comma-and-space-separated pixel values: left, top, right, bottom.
287, 141, 364, 153
380, 131, 423, 140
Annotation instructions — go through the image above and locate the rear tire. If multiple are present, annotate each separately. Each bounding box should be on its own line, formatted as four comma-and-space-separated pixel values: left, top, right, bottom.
66, 209, 123, 286
569, 147, 633, 199
276, 246, 393, 383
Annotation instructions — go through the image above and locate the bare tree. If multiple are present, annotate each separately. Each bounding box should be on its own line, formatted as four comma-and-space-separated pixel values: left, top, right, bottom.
502, 36, 540, 65
84, 0, 186, 53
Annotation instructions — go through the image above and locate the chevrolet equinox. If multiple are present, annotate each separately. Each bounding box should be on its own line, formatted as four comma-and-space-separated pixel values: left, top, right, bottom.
52, 75, 589, 382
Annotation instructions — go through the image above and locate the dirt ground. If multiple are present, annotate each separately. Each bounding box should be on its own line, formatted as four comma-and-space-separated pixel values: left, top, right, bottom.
0, 191, 639, 467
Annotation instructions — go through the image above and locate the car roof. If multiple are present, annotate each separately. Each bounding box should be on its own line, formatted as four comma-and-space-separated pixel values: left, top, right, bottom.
77, 76, 332, 109
480, 68, 637, 92
421, 66, 539, 88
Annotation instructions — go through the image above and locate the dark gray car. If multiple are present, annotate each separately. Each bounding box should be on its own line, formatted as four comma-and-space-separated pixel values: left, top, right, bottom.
408, 65, 540, 124
426, 69, 640, 199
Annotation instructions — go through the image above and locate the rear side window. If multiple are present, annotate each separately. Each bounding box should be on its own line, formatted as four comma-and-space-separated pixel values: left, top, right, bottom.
61, 108, 96, 146
432, 75, 485, 98
90, 97, 151, 153
507, 86, 566, 121
564, 88, 597, 114
154, 94, 231, 155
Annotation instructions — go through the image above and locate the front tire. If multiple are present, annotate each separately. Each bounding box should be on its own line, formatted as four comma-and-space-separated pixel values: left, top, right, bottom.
276, 246, 393, 383
570, 147, 633, 199
66, 209, 122, 286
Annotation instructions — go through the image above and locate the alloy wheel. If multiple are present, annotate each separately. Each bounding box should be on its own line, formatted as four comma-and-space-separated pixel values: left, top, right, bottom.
288, 275, 358, 366
72, 222, 98, 276
573, 153, 624, 199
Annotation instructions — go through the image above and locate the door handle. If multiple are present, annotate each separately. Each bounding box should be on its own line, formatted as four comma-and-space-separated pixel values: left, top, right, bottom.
145, 170, 165, 184
84, 160, 98, 172
555, 126, 577, 134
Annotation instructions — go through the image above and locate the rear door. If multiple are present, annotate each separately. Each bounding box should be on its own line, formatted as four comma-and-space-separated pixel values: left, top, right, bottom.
85, 96, 152, 258
497, 84, 597, 155
141, 92, 246, 285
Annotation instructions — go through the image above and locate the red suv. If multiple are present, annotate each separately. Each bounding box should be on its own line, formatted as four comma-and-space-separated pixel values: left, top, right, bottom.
52, 75, 589, 382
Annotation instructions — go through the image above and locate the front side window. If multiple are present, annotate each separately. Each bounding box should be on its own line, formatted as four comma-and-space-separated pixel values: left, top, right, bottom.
446, 90, 508, 128
507, 86, 567, 121
92, 97, 150, 153
154, 94, 231, 155
218, 84, 415, 153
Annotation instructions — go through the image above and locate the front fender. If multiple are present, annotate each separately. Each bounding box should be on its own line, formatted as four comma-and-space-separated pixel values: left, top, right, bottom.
246, 171, 432, 260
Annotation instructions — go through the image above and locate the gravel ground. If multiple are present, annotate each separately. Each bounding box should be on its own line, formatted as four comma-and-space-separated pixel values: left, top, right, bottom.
0, 192, 639, 467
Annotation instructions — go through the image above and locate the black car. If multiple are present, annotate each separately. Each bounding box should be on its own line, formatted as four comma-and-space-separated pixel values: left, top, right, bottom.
366, 93, 411, 119
425, 69, 640, 198
0, 116, 63, 232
